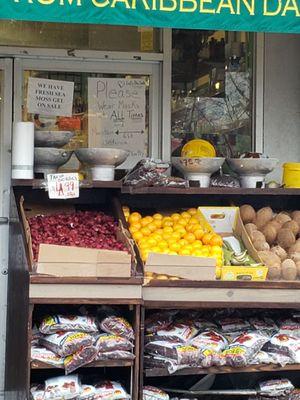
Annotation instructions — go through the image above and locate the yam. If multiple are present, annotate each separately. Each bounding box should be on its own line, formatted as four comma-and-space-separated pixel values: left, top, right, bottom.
255, 207, 273, 229
277, 228, 296, 249
291, 210, 300, 225
288, 242, 300, 254
267, 266, 282, 280
262, 224, 277, 245
289, 252, 300, 263
253, 240, 270, 252
281, 259, 297, 281
250, 230, 266, 243
275, 212, 292, 226
282, 220, 299, 236
271, 245, 287, 261
240, 205, 256, 224
267, 220, 282, 233
245, 223, 257, 236
296, 261, 300, 279
258, 251, 281, 268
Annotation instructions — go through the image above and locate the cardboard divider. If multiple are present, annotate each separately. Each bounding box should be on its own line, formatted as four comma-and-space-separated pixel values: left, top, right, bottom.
19, 196, 136, 278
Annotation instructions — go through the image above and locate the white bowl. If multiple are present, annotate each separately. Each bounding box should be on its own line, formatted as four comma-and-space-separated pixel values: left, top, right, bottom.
172, 157, 225, 187
34, 148, 73, 175
227, 158, 278, 175
35, 130, 74, 148
75, 148, 129, 181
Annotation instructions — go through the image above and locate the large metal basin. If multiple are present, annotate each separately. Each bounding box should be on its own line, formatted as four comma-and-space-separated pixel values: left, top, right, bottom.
34, 148, 73, 175
35, 130, 74, 148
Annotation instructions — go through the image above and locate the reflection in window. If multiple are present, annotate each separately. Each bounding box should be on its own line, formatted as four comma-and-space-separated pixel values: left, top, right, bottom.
171, 30, 253, 158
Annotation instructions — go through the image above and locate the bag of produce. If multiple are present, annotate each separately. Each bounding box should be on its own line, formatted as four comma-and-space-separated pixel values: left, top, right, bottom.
30, 384, 45, 400
144, 354, 189, 374
249, 318, 278, 337
64, 346, 97, 374
95, 350, 135, 361
155, 322, 198, 343
95, 334, 133, 353
279, 319, 300, 338
258, 379, 294, 397
193, 319, 218, 332
145, 311, 177, 334
217, 317, 251, 333
39, 315, 98, 335
145, 341, 200, 366
40, 332, 94, 357
44, 375, 81, 400
143, 386, 170, 400
99, 316, 134, 341
223, 331, 269, 367
94, 381, 130, 400
31, 346, 64, 368
79, 385, 96, 400
265, 333, 300, 363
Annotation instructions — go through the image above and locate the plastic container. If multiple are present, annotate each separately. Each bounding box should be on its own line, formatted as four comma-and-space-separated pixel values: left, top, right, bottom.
181, 139, 216, 158
283, 163, 300, 188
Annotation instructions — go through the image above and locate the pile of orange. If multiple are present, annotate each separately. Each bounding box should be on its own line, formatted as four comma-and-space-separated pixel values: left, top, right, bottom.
123, 207, 223, 267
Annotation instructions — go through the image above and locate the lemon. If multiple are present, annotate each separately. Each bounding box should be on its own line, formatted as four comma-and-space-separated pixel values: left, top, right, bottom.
171, 213, 181, 221
128, 212, 142, 224
153, 213, 163, 220
179, 248, 191, 256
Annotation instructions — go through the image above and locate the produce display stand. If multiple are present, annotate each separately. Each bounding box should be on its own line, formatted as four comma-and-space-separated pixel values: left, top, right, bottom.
5, 182, 300, 399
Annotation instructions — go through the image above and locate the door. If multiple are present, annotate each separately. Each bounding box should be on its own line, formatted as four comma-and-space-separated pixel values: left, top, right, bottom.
0, 58, 12, 399
14, 58, 162, 170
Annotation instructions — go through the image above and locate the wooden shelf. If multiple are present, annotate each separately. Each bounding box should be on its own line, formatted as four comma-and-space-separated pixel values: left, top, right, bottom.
31, 359, 134, 370
12, 179, 122, 189
122, 187, 300, 196
145, 363, 300, 377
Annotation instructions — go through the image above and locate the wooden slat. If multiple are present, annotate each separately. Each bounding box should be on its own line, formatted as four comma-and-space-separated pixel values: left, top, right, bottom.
31, 359, 133, 369
145, 364, 300, 377
12, 179, 122, 188
30, 275, 142, 285
144, 280, 300, 289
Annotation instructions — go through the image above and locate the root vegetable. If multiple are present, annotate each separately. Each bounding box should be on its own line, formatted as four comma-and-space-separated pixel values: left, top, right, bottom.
271, 245, 287, 261
262, 224, 277, 245
253, 240, 270, 251
289, 242, 300, 254
289, 252, 300, 263
250, 230, 266, 243
258, 251, 281, 268
267, 220, 282, 233
255, 207, 273, 229
282, 259, 297, 280
240, 205, 256, 224
291, 210, 300, 225
267, 266, 282, 280
296, 261, 300, 278
277, 228, 296, 249
275, 213, 292, 226
282, 220, 299, 236
245, 223, 257, 236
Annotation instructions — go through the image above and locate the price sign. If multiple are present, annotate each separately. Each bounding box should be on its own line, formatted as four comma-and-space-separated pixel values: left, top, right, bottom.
47, 173, 79, 199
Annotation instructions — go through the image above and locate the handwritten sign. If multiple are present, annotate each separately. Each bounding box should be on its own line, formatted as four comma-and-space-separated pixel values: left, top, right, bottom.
88, 78, 146, 168
47, 173, 79, 199
27, 77, 74, 117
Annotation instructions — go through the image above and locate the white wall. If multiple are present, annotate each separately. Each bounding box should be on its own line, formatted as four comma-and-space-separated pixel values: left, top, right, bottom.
263, 33, 300, 182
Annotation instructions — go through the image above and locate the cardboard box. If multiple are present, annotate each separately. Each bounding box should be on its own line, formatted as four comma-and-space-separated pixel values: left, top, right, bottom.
20, 197, 134, 278
198, 207, 267, 281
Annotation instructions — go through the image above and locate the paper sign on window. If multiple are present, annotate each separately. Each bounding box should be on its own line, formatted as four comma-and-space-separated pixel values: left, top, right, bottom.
88, 78, 146, 168
27, 77, 74, 117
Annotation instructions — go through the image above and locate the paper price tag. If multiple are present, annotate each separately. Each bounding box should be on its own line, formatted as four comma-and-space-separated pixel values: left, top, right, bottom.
47, 173, 79, 199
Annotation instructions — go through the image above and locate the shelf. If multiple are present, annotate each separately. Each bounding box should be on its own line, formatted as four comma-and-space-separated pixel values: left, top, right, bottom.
31, 359, 134, 370
145, 363, 300, 377
122, 187, 300, 196
12, 179, 122, 189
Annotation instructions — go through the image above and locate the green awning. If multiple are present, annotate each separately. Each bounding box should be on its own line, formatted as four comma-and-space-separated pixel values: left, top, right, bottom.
2, 0, 300, 33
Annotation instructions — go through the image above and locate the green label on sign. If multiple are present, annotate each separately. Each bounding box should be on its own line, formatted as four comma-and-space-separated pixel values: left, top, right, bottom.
2, 0, 300, 33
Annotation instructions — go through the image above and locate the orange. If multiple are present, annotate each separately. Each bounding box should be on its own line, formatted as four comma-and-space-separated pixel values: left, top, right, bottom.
210, 245, 223, 256
162, 216, 172, 224
194, 229, 204, 240
151, 246, 161, 253
178, 239, 188, 247
141, 216, 153, 226
129, 226, 139, 234
179, 248, 191, 256
189, 217, 200, 225
171, 213, 181, 221
130, 222, 142, 230
170, 232, 181, 241
169, 242, 181, 252
178, 218, 188, 227
152, 233, 163, 241
162, 220, 174, 228
192, 241, 203, 249
148, 222, 158, 232
187, 208, 197, 215
184, 233, 196, 243
202, 233, 214, 245
146, 238, 157, 247
163, 226, 173, 235
140, 227, 151, 236
158, 240, 168, 249
186, 224, 199, 233
181, 211, 191, 220
156, 229, 164, 235
153, 213, 163, 220
132, 231, 143, 241
192, 249, 203, 257
128, 212, 142, 224
210, 235, 223, 247
153, 219, 162, 229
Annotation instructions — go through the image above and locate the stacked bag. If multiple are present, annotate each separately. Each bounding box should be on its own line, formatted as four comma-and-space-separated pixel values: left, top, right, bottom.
31, 312, 135, 374
144, 309, 300, 374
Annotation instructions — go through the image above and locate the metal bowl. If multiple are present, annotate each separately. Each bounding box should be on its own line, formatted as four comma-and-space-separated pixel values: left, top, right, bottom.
35, 130, 74, 148
172, 157, 225, 187
34, 148, 73, 174
75, 148, 129, 167
227, 158, 278, 175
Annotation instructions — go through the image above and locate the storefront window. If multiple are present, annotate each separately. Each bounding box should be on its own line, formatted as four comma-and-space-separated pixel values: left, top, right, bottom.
0, 21, 161, 52
22, 70, 150, 170
171, 30, 253, 158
